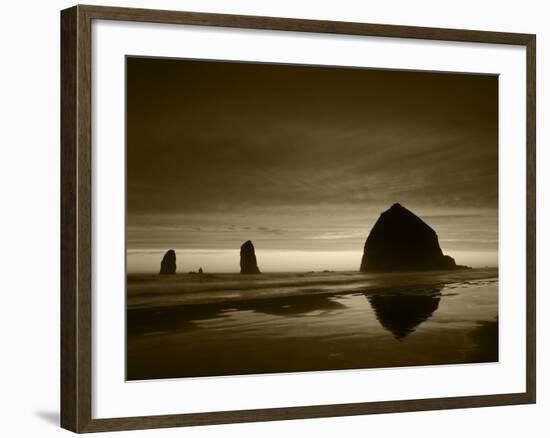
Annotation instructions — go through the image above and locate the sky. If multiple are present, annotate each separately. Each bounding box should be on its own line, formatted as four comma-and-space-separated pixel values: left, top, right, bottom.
126, 57, 498, 273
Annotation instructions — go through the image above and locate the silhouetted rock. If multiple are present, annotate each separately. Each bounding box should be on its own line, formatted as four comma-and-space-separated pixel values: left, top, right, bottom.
198, 267, 204, 274
240, 240, 261, 274
360, 203, 465, 272
159, 250, 176, 275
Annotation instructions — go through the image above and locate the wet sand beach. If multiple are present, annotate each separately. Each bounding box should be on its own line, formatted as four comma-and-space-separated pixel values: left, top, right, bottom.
127, 268, 498, 380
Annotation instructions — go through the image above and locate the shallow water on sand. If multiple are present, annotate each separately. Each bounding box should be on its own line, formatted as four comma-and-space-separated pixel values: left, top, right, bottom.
127, 269, 498, 380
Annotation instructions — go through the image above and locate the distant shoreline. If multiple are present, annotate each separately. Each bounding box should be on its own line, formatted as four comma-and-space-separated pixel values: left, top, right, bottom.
127, 267, 499, 277
127, 268, 498, 310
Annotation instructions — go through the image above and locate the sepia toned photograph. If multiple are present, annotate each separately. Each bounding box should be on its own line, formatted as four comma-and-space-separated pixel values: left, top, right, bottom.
126, 57, 498, 381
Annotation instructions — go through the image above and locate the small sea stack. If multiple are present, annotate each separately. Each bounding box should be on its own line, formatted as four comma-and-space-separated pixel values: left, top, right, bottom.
159, 249, 176, 275
360, 203, 465, 272
240, 240, 261, 274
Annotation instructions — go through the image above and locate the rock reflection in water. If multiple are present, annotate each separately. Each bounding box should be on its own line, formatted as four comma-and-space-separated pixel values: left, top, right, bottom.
367, 287, 442, 339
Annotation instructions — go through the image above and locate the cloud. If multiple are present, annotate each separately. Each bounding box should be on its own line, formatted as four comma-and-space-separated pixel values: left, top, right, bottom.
126, 57, 498, 266
256, 226, 283, 234
127, 58, 497, 216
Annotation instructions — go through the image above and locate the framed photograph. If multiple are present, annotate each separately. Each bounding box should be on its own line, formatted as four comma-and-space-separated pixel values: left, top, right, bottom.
60, 5, 536, 433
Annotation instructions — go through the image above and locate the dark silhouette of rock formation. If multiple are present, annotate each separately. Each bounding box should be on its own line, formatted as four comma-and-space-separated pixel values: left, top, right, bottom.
367, 289, 442, 339
198, 267, 203, 274
240, 240, 261, 274
159, 249, 176, 275
360, 203, 465, 272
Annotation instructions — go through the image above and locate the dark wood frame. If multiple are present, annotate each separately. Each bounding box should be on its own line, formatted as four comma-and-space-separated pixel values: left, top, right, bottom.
61, 4, 536, 433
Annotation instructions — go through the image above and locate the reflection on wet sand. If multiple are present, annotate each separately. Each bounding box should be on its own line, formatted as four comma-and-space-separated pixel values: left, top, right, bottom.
366, 287, 442, 339
466, 318, 499, 362
126, 272, 499, 380
128, 294, 346, 337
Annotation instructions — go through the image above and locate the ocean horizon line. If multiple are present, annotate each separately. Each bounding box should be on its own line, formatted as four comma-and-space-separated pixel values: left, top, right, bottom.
127, 266, 499, 276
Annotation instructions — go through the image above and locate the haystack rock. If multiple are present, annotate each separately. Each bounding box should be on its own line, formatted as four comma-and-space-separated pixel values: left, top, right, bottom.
240, 240, 261, 274
159, 249, 176, 275
360, 203, 465, 272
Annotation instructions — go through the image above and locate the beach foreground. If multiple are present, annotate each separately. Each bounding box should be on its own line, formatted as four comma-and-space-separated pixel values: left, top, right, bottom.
127, 269, 498, 380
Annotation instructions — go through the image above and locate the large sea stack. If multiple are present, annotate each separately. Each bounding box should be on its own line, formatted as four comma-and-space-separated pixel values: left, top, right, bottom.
159, 249, 176, 275
360, 203, 462, 272
240, 240, 261, 274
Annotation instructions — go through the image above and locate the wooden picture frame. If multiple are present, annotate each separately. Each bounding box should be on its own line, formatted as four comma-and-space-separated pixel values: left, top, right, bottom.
61, 4, 536, 433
